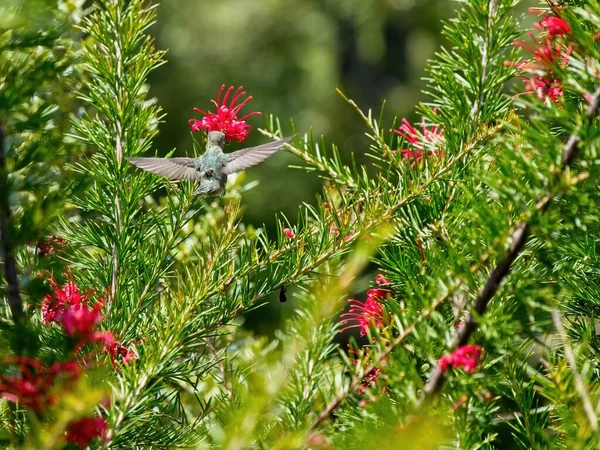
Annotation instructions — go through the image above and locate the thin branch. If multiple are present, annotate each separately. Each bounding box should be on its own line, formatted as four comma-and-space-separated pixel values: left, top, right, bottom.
471, 0, 498, 119
419, 86, 600, 404
109, 20, 125, 308
551, 309, 600, 439
0, 121, 25, 322
259, 129, 356, 188
336, 88, 393, 156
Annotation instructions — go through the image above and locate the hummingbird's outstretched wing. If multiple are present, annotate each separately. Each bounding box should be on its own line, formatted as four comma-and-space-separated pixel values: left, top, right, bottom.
222, 136, 293, 175
127, 157, 200, 180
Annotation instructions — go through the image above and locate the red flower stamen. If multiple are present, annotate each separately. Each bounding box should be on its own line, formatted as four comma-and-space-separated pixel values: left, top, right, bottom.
189, 84, 262, 143
66, 417, 107, 448
438, 344, 483, 373
340, 296, 387, 336
529, 8, 571, 36
283, 227, 295, 240
507, 10, 572, 105
42, 270, 107, 346
392, 114, 444, 165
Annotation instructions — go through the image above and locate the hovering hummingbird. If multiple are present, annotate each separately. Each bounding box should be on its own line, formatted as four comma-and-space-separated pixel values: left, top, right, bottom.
128, 131, 292, 196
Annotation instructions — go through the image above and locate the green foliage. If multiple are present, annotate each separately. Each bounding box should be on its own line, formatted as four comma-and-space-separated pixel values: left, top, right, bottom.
2, 0, 600, 449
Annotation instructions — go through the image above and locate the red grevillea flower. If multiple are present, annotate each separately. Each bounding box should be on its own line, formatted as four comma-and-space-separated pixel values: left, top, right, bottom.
340, 274, 393, 335
0, 358, 79, 413
105, 338, 143, 371
42, 270, 115, 350
60, 302, 104, 339
41, 269, 84, 324
510, 38, 570, 104
283, 227, 295, 239
66, 417, 107, 448
538, 15, 571, 36
438, 344, 483, 373
530, 8, 571, 37
507, 10, 572, 105
393, 115, 444, 164
189, 85, 262, 143
514, 33, 571, 69
340, 286, 389, 336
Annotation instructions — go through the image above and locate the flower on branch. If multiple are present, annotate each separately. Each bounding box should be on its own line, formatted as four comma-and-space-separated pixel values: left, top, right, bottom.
41, 269, 85, 324
60, 302, 104, 340
0, 357, 79, 413
507, 10, 572, 104
348, 350, 383, 395
537, 15, 571, 36
66, 416, 107, 448
106, 338, 143, 370
340, 283, 391, 336
42, 270, 110, 347
530, 7, 571, 37
189, 84, 262, 142
438, 344, 483, 373
392, 114, 444, 164
41, 270, 131, 366
283, 227, 295, 239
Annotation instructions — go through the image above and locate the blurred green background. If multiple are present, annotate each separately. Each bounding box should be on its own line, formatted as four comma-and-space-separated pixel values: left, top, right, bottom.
148, 0, 456, 231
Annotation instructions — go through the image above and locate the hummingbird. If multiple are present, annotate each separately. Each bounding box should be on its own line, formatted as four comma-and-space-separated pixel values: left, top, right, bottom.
127, 131, 292, 196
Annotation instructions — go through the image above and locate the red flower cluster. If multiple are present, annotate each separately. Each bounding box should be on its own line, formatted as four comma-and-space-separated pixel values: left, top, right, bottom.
0, 358, 78, 413
340, 283, 390, 336
349, 351, 384, 396
106, 339, 142, 371
0, 270, 132, 448
283, 227, 295, 240
438, 344, 483, 373
538, 14, 571, 37
41, 270, 138, 369
41, 270, 112, 348
189, 85, 262, 143
392, 114, 444, 165
0, 357, 107, 448
66, 417, 108, 448
509, 9, 571, 104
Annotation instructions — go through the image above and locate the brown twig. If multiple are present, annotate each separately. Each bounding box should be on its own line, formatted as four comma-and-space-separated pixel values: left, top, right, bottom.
0, 121, 25, 322
419, 86, 600, 404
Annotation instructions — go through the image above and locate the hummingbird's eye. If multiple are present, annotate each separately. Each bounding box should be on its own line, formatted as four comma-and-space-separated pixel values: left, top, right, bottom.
204, 169, 215, 179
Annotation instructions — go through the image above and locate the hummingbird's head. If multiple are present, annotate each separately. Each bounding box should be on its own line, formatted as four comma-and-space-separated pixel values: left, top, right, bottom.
207, 131, 226, 147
